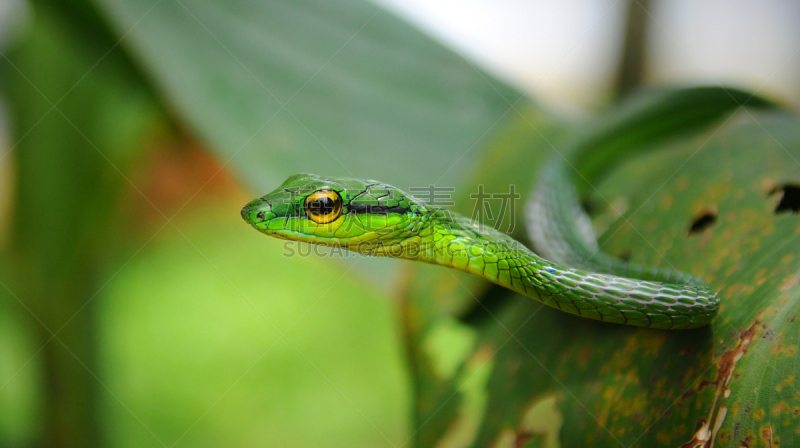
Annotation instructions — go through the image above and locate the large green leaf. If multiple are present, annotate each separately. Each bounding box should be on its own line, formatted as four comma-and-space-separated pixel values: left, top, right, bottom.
95, 0, 529, 190
403, 93, 800, 446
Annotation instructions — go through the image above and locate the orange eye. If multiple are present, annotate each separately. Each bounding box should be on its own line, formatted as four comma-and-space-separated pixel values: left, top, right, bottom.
304, 190, 343, 224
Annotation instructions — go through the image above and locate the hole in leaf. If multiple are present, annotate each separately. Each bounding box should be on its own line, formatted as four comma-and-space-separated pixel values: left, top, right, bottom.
770, 183, 800, 214
688, 209, 717, 236
617, 249, 632, 262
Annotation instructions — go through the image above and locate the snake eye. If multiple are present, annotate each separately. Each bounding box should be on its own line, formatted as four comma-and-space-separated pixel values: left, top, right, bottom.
304, 189, 343, 224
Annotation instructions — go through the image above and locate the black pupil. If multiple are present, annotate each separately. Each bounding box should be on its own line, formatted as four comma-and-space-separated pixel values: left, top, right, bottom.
311, 196, 335, 215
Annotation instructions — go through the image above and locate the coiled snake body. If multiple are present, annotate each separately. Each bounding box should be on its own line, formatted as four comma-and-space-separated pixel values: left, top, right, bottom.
241, 169, 719, 330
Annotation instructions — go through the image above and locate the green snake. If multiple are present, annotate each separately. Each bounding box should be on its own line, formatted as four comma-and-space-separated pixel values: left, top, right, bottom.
241, 170, 719, 329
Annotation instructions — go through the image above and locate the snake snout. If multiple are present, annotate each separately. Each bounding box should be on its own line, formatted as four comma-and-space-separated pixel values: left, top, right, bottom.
241, 199, 276, 228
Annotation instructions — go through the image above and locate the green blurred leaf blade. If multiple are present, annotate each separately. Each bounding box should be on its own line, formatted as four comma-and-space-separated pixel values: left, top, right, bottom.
95, 0, 530, 190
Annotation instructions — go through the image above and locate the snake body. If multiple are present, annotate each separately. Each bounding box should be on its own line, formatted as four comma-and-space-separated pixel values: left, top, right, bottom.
241, 171, 719, 329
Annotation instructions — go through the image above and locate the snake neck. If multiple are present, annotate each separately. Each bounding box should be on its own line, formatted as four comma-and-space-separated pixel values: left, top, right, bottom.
416, 209, 540, 280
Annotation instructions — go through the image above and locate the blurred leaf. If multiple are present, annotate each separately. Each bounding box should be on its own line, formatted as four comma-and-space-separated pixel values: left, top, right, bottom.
99, 200, 410, 448
576, 110, 800, 446
0, 302, 41, 446
1, 1, 165, 446
95, 0, 529, 190
571, 87, 777, 189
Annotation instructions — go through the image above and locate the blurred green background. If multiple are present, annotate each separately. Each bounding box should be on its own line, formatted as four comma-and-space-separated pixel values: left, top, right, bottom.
1, 0, 799, 447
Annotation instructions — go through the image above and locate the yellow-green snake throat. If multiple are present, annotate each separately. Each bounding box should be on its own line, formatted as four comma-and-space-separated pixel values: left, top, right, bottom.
241, 170, 719, 330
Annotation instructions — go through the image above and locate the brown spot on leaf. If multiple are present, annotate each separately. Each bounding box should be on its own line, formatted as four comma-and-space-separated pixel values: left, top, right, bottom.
779, 274, 800, 292
715, 320, 760, 390
760, 425, 774, 447
678, 419, 709, 448
678, 321, 760, 448
772, 402, 790, 416
676, 176, 690, 192
577, 347, 591, 367
490, 394, 562, 448
512, 431, 533, 448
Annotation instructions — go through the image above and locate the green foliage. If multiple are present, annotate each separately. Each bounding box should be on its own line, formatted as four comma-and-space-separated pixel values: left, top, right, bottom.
2, 0, 799, 447
98, 203, 409, 448
96, 0, 525, 190
1, 0, 164, 445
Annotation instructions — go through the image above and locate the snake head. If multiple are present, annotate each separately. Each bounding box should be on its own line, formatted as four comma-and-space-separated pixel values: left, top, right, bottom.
241, 173, 428, 251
